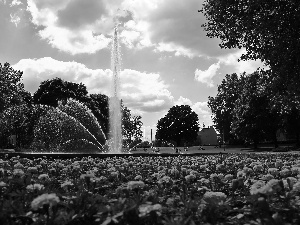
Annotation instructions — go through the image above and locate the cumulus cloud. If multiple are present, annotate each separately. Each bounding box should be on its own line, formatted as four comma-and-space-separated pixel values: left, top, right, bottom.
194, 62, 220, 87
218, 49, 268, 74
174, 96, 192, 106
13, 57, 173, 113
191, 101, 213, 127
23, 0, 231, 58
26, 0, 119, 54
173, 96, 213, 127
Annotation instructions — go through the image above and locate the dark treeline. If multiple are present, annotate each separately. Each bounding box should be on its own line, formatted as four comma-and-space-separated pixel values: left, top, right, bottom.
0, 65, 143, 151
201, 0, 300, 148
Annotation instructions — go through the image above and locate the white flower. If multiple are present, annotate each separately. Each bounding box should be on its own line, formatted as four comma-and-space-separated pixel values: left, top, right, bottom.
27, 167, 38, 174
293, 182, 300, 192
14, 163, 24, 169
61, 181, 73, 188
139, 203, 162, 217
134, 175, 143, 181
224, 174, 234, 181
13, 169, 24, 177
31, 193, 60, 210
0, 181, 7, 187
185, 174, 196, 183
250, 180, 265, 195
38, 174, 49, 181
280, 169, 291, 178
26, 184, 45, 192
261, 174, 274, 181
253, 164, 263, 172
268, 168, 279, 176
203, 192, 227, 206
127, 181, 145, 190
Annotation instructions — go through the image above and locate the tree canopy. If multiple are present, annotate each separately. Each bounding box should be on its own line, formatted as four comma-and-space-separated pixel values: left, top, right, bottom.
33, 77, 88, 107
200, 0, 300, 111
0, 62, 30, 112
208, 73, 244, 144
122, 105, 143, 147
156, 105, 199, 146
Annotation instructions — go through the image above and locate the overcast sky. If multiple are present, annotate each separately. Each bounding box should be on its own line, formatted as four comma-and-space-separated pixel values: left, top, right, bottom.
1, 0, 265, 140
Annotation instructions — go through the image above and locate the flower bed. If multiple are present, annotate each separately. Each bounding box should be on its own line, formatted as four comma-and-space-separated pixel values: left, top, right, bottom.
1, 153, 300, 224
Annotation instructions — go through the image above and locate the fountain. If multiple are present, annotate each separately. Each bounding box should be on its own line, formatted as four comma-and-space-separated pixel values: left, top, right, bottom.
108, 26, 123, 153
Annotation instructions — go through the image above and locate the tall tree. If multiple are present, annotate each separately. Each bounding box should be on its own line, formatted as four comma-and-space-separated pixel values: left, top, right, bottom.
208, 73, 245, 144
0, 62, 29, 112
156, 105, 199, 146
122, 105, 143, 146
85, 94, 109, 137
231, 72, 281, 148
33, 77, 88, 107
200, 1, 300, 111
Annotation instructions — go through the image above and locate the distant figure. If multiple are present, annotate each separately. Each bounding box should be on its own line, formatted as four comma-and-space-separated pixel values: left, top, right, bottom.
198, 146, 205, 150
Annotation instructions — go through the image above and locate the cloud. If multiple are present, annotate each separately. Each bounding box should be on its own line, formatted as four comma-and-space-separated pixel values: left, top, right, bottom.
13, 57, 173, 114
26, 0, 117, 54
174, 96, 192, 106
174, 96, 213, 127
120, 69, 173, 113
217, 49, 268, 74
194, 62, 220, 87
191, 101, 213, 127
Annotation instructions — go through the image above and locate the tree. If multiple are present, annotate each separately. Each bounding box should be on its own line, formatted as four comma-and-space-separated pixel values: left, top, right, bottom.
0, 62, 29, 112
33, 77, 88, 107
200, 1, 300, 111
85, 94, 110, 137
122, 105, 143, 147
231, 72, 281, 148
208, 73, 245, 144
156, 105, 199, 146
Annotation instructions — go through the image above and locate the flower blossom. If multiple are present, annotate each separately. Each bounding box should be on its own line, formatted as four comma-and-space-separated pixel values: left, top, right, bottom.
139, 203, 162, 217
268, 168, 279, 176
31, 193, 60, 210
26, 184, 45, 192
127, 181, 145, 190
203, 191, 227, 206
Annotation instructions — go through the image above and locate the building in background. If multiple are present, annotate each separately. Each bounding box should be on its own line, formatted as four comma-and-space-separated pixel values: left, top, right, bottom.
197, 126, 218, 146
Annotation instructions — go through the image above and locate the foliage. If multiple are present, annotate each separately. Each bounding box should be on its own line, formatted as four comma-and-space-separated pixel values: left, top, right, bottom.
156, 105, 199, 146
1, 154, 300, 224
231, 72, 281, 148
32, 107, 102, 152
33, 77, 88, 107
200, 0, 300, 113
0, 62, 30, 112
58, 98, 106, 145
122, 105, 143, 147
208, 73, 244, 144
86, 94, 110, 137
0, 104, 52, 150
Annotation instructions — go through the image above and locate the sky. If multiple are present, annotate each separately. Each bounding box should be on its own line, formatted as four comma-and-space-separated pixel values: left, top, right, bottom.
0, 0, 265, 141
